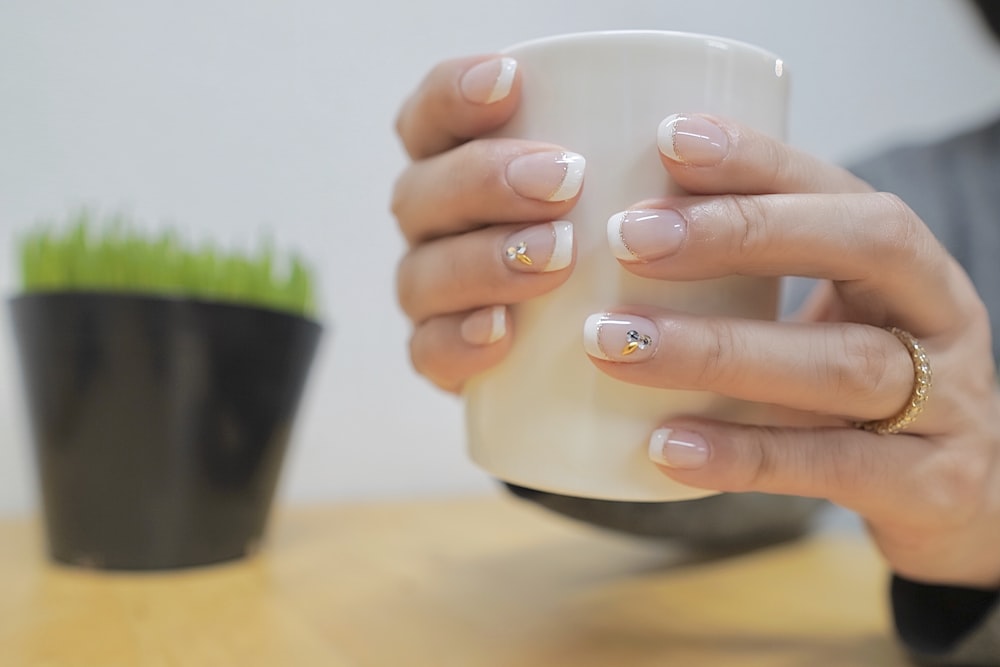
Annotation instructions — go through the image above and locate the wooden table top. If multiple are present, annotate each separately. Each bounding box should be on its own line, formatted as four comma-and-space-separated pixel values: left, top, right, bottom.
0, 493, 909, 666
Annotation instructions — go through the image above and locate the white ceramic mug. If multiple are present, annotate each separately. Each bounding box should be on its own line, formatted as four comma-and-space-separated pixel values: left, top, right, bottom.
464, 31, 788, 501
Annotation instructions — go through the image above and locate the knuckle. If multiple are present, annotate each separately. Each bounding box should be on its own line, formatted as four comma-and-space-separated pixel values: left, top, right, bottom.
951, 265, 992, 335
741, 440, 771, 491
725, 195, 771, 258
735, 427, 781, 492
409, 323, 445, 382
429, 58, 461, 94
828, 326, 892, 407
468, 143, 505, 196
731, 428, 866, 499
408, 328, 454, 393
439, 141, 502, 213
967, 293, 992, 333
474, 262, 507, 298
391, 167, 435, 247
395, 262, 416, 318
760, 137, 793, 193
478, 139, 522, 188
390, 174, 410, 227
408, 329, 428, 376
869, 192, 926, 265
395, 90, 434, 161
874, 190, 911, 221
826, 435, 882, 498
395, 252, 428, 319
397, 231, 510, 323
393, 105, 414, 155
394, 103, 408, 143
689, 318, 741, 388
434, 248, 467, 299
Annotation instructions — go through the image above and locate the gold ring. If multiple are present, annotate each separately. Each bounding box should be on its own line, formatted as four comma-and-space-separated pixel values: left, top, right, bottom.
855, 327, 932, 435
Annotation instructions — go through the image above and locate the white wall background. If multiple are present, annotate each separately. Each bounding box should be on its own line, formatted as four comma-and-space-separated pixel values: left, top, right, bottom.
1, 0, 998, 516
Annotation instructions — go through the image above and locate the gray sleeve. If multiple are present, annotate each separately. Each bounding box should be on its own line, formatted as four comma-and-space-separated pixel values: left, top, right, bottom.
851, 121, 1000, 666
849, 119, 1000, 367
891, 576, 1000, 666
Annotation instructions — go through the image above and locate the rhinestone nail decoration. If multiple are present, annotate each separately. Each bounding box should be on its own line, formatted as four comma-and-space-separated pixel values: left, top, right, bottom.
622, 329, 652, 356
506, 241, 533, 266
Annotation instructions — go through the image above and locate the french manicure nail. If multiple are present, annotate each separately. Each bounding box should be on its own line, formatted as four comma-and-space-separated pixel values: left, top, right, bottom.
460, 57, 518, 104
607, 209, 687, 262
506, 151, 586, 202
583, 313, 658, 362
658, 114, 730, 166
502, 221, 573, 273
648, 428, 709, 469
461, 305, 507, 346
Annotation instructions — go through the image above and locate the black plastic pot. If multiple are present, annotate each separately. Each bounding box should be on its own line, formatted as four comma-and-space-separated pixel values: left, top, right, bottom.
9, 292, 322, 570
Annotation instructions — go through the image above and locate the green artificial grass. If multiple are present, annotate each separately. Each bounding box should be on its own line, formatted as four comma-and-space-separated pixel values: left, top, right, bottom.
18, 211, 317, 318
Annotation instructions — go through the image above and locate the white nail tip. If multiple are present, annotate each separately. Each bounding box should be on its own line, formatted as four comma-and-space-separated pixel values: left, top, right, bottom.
606, 211, 636, 261
549, 152, 586, 201
583, 313, 610, 360
488, 305, 507, 344
487, 57, 517, 104
648, 428, 673, 466
657, 114, 683, 162
545, 221, 573, 272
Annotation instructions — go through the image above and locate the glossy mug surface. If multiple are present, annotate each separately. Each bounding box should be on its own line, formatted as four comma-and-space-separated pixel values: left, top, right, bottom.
465, 31, 788, 501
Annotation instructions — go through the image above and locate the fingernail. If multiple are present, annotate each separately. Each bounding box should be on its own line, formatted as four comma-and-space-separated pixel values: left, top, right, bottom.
607, 209, 687, 262
583, 313, 658, 362
460, 57, 518, 104
461, 305, 507, 346
502, 221, 573, 273
648, 428, 709, 469
658, 114, 730, 166
507, 151, 586, 202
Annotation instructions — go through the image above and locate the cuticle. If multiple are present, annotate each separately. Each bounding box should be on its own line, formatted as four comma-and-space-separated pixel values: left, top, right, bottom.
668, 208, 692, 256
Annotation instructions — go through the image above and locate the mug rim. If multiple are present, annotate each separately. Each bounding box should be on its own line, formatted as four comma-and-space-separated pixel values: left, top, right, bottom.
502, 29, 783, 64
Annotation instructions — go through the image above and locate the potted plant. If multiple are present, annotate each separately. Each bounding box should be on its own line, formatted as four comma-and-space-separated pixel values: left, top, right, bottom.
9, 211, 322, 570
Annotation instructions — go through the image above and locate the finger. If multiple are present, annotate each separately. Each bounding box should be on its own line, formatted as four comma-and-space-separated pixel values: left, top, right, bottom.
582, 311, 919, 424
397, 221, 574, 323
606, 192, 972, 335
396, 55, 521, 160
643, 419, 972, 532
655, 113, 872, 195
410, 306, 513, 394
393, 139, 585, 245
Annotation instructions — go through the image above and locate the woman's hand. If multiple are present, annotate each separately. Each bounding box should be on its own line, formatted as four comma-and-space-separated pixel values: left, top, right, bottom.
589, 112, 1000, 589
393, 55, 581, 393
393, 56, 1000, 590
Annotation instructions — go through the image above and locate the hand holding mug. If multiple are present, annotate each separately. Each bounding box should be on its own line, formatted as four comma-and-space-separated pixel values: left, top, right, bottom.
394, 44, 1000, 587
